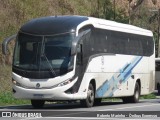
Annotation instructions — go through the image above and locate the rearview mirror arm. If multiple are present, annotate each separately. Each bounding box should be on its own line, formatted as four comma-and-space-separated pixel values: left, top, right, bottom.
71, 29, 91, 55
2, 34, 17, 55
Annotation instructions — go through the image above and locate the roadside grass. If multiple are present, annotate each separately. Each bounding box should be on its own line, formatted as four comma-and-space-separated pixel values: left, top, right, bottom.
0, 92, 30, 106
102, 93, 157, 102
0, 92, 157, 106
140, 93, 156, 99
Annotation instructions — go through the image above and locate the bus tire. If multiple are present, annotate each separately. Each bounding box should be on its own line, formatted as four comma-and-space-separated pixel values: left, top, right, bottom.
80, 83, 94, 107
94, 98, 102, 105
31, 100, 45, 108
130, 82, 140, 103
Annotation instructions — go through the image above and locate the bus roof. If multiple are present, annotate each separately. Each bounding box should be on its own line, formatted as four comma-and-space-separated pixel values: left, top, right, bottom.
20, 15, 153, 36
87, 17, 153, 37
20, 16, 88, 35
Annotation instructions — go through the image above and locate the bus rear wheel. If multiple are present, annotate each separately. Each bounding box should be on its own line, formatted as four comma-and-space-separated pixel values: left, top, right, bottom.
80, 83, 94, 107
31, 100, 45, 108
122, 82, 140, 103
130, 82, 140, 103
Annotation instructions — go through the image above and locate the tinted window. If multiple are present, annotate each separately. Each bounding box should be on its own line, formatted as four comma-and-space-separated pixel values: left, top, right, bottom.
91, 28, 154, 56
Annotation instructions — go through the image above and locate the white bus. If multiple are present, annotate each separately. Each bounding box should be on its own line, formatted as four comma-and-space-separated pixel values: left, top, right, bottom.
2, 16, 155, 108
155, 58, 160, 94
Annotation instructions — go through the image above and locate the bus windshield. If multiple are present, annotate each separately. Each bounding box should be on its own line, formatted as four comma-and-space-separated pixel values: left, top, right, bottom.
13, 33, 73, 71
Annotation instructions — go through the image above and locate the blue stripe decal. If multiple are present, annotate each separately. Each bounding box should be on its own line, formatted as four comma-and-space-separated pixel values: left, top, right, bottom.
96, 56, 143, 97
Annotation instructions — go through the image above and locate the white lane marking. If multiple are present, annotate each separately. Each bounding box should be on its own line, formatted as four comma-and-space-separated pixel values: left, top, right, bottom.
98, 103, 160, 111
24, 117, 119, 120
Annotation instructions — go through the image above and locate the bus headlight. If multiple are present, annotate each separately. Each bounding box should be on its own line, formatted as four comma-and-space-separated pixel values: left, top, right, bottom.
57, 79, 73, 87
12, 78, 21, 87
58, 80, 71, 87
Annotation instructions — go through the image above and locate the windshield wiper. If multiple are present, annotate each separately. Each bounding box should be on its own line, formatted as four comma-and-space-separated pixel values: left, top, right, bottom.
41, 38, 56, 76
41, 54, 56, 76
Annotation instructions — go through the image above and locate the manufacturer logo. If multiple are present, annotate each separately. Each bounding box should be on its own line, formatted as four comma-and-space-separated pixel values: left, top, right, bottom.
36, 83, 40, 88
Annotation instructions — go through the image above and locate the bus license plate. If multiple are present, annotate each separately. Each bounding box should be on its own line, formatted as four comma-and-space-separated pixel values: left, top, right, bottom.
33, 94, 44, 98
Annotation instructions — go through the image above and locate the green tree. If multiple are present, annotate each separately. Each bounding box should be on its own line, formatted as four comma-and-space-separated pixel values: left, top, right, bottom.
90, 0, 129, 23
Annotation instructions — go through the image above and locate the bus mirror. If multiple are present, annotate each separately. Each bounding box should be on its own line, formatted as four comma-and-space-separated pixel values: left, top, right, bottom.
71, 29, 91, 56
68, 65, 74, 71
71, 40, 77, 56
2, 34, 17, 55
77, 44, 83, 65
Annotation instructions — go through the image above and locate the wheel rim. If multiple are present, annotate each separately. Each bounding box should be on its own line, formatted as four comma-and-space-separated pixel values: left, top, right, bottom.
87, 88, 94, 104
135, 84, 139, 100
135, 90, 139, 100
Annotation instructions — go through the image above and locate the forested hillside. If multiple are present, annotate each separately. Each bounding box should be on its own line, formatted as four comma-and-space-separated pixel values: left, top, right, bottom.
0, 0, 160, 65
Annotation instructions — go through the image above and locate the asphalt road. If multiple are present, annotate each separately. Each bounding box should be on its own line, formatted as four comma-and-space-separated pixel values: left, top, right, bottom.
1, 98, 160, 120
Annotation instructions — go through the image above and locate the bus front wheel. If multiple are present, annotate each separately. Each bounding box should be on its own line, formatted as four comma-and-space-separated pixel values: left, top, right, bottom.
31, 100, 45, 108
80, 83, 94, 107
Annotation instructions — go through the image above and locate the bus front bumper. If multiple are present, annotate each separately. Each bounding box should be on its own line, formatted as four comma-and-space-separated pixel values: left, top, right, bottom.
12, 84, 87, 100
